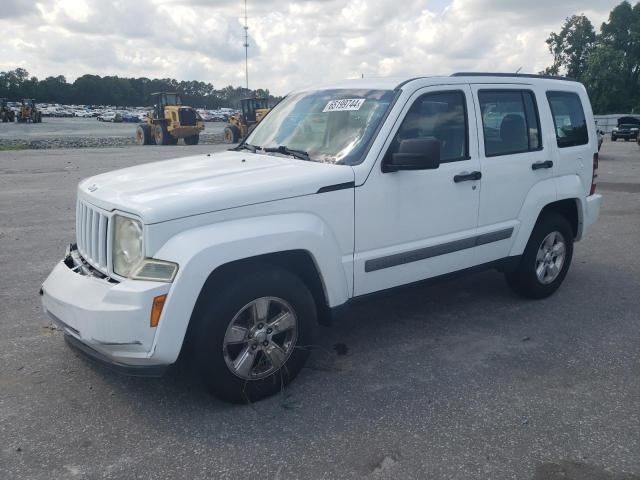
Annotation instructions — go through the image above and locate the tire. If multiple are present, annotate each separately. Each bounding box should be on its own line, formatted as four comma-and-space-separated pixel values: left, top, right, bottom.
611, 136, 616, 141
154, 123, 169, 145
136, 124, 152, 145
625, 138, 629, 142
223, 126, 240, 144
184, 134, 199, 145
505, 212, 574, 299
192, 267, 316, 404
166, 134, 178, 145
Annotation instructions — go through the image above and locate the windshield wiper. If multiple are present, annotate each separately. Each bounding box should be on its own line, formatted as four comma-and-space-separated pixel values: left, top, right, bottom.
233, 143, 258, 153
263, 145, 311, 161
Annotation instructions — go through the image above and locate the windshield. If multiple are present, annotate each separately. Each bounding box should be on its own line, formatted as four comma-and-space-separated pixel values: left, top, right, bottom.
246, 88, 396, 165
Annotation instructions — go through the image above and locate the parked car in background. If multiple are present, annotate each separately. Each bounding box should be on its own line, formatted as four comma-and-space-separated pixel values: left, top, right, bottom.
611, 116, 640, 141
97, 112, 122, 122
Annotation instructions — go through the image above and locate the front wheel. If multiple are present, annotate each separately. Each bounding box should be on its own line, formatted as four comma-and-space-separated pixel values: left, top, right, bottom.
192, 268, 316, 403
223, 125, 240, 144
154, 123, 169, 145
611, 136, 617, 141
505, 212, 574, 299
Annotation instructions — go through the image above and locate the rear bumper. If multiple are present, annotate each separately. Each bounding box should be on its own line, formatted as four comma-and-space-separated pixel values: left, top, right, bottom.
581, 193, 602, 238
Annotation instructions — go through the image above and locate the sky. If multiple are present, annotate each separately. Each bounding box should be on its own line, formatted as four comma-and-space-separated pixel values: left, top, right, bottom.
0, 0, 624, 95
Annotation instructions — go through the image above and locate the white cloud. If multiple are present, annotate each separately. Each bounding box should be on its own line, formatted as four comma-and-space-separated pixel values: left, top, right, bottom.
0, 0, 623, 94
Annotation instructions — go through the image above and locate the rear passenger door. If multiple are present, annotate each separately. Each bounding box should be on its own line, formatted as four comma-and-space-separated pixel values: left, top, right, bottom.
470, 84, 553, 260
546, 90, 595, 197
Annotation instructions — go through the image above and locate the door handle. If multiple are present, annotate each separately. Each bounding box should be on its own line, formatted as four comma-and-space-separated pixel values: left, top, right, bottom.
454, 171, 482, 183
531, 160, 554, 170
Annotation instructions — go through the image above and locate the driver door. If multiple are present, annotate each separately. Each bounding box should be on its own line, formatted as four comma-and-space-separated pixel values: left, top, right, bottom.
353, 85, 482, 296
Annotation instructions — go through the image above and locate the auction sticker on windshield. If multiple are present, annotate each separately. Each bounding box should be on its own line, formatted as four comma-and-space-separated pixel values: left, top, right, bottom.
323, 98, 366, 112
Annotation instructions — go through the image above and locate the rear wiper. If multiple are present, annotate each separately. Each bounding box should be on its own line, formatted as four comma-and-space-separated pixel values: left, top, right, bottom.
233, 143, 258, 153
263, 145, 310, 161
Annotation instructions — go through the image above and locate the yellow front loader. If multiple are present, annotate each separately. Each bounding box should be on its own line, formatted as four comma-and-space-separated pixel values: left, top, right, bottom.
136, 92, 204, 145
223, 97, 270, 143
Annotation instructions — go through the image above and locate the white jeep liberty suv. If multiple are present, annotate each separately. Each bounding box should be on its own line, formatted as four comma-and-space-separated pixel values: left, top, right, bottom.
42, 73, 602, 403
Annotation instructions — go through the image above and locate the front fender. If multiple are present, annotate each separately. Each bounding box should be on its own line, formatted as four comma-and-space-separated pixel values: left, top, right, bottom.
148, 213, 352, 364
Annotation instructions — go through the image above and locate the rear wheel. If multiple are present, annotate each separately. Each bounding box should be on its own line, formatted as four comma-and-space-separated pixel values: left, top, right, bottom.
611, 136, 617, 141
154, 123, 169, 145
192, 268, 316, 403
223, 125, 240, 144
184, 134, 200, 145
505, 212, 574, 299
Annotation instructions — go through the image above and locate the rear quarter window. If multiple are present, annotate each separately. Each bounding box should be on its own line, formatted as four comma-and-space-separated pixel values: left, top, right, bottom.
546, 91, 589, 148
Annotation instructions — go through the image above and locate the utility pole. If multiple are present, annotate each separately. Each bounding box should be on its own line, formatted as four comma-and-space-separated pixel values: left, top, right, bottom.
243, 0, 249, 92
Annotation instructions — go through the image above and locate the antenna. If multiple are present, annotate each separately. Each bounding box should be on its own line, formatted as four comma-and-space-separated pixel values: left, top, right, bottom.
243, 0, 249, 91
515, 67, 522, 74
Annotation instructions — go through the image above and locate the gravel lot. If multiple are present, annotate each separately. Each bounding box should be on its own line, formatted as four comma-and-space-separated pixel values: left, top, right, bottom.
1, 140, 639, 480
0, 117, 227, 149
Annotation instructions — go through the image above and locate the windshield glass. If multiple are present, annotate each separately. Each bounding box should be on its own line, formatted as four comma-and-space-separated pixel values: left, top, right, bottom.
246, 88, 396, 165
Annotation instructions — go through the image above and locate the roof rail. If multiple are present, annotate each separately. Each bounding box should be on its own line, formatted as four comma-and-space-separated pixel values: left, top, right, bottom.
451, 72, 577, 82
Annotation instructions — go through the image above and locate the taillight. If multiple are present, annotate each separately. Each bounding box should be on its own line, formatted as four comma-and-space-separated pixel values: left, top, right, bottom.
590, 152, 598, 195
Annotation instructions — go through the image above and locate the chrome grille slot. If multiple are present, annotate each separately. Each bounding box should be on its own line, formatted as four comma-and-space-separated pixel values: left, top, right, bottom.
76, 200, 110, 274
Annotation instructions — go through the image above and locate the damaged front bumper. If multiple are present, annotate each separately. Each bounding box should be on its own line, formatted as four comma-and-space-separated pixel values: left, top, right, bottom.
41, 245, 171, 376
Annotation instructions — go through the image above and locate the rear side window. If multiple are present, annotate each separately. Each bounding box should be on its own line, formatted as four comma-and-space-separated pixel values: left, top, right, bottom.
391, 90, 469, 163
478, 90, 542, 157
546, 91, 588, 148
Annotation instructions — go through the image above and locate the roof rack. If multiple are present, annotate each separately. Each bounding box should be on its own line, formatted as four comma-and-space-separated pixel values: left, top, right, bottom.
451, 72, 577, 82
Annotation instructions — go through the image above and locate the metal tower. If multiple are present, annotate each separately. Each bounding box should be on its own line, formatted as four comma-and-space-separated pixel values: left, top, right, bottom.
243, 0, 249, 91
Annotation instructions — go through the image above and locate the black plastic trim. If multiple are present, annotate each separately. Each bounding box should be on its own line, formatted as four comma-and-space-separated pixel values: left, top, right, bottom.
316, 181, 356, 194
332, 256, 522, 316
365, 227, 514, 272
64, 334, 168, 378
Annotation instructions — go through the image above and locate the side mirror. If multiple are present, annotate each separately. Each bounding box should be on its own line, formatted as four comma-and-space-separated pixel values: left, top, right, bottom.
383, 138, 441, 172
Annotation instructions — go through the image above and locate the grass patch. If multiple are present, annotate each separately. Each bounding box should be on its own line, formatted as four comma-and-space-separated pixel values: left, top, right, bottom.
0, 144, 29, 151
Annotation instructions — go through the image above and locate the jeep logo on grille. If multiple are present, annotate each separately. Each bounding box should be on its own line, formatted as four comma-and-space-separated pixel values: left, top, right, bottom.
88, 184, 98, 192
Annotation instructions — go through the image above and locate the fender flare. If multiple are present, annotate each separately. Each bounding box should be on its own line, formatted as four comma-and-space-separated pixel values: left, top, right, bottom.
148, 212, 351, 364
509, 175, 585, 256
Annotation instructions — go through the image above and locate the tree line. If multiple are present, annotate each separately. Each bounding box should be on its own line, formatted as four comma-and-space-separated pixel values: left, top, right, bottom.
543, 1, 640, 114
0, 69, 279, 109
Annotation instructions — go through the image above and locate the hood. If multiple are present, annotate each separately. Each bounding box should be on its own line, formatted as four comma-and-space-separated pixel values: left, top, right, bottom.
78, 150, 354, 224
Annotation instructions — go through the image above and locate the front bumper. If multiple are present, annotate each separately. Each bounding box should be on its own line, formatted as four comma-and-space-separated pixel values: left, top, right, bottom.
41, 248, 172, 374
612, 131, 639, 139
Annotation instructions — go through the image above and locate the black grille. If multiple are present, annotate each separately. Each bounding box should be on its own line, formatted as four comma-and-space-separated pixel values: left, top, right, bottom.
179, 108, 197, 126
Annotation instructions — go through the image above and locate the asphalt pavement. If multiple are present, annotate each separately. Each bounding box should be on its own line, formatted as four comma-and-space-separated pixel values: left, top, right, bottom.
0, 140, 639, 479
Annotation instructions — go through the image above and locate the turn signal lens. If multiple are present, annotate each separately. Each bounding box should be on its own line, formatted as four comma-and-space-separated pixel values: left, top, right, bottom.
590, 152, 598, 195
150, 294, 167, 328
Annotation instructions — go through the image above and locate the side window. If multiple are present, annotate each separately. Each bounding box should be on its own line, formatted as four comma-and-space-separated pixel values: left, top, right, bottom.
478, 90, 542, 157
546, 91, 588, 148
391, 91, 468, 163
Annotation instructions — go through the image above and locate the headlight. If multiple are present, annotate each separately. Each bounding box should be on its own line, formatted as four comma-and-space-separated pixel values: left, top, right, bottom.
112, 215, 143, 277
613, 128, 618, 132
